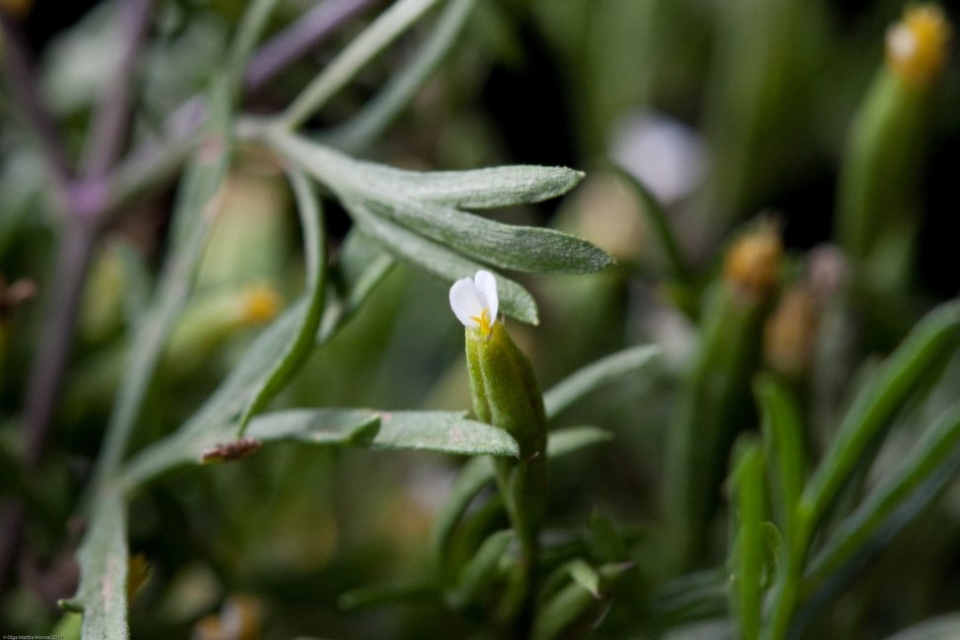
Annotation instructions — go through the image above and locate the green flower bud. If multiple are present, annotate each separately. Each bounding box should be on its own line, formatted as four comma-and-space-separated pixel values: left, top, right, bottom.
451, 271, 548, 563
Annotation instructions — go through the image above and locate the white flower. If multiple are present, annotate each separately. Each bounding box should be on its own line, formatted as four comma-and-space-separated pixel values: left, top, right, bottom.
449, 270, 499, 335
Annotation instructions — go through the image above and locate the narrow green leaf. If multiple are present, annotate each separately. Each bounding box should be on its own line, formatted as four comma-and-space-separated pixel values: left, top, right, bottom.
806, 401, 960, 590
803, 300, 960, 525
318, 229, 395, 344
362, 195, 611, 274
268, 128, 585, 209
119, 303, 303, 481
532, 562, 629, 640
755, 374, 807, 533
729, 439, 766, 640
120, 170, 329, 486
236, 167, 327, 435
371, 411, 520, 457
453, 530, 513, 604
546, 426, 613, 458
432, 456, 496, 571
568, 559, 602, 598
544, 345, 660, 419
244, 409, 381, 446
69, 490, 129, 639
533, 581, 598, 640
650, 569, 729, 628
347, 200, 539, 323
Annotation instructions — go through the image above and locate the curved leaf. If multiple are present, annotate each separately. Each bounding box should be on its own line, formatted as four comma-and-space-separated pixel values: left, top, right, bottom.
372, 411, 520, 457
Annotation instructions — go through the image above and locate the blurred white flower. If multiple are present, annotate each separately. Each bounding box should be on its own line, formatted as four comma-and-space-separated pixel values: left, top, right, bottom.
449, 270, 499, 335
609, 110, 707, 205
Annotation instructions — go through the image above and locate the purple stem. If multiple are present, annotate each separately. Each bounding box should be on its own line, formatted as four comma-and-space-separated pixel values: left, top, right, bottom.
80, 0, 155, 180
0, 7, 71, 192
23, 219, 99, 467
245, 0, 382, 93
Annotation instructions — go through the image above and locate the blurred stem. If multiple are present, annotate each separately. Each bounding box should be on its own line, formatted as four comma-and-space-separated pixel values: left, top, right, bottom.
23, 219, 100, 466
1, 0, 369, 595
280, 0, 441, 130
610, 164, 690, 281
80, 0, 155, 180
245, 0, 383, 92
325, 0, 476, 153
0, 7, 71, 192
663, 283, 767, 571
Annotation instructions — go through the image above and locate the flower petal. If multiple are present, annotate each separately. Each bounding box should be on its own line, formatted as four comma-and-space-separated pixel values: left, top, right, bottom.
450, 277, 482, 328
474, 270, 499, 323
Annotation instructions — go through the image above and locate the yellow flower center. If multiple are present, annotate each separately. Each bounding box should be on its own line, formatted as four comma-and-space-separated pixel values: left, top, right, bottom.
470, 309, 493, 336
886, 4, 951, 88
242, 284, 282, 324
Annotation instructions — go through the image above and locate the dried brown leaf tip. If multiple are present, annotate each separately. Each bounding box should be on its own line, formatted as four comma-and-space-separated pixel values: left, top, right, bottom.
200, 437, 262, 464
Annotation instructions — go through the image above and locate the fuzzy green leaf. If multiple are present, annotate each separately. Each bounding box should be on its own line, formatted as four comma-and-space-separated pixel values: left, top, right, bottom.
347, 200, 539, 323
362, 195, 612, 274
544, 345, 660, 419
371, 411, 520, 457
244, 409, 381, 446
268, 129, 585, 209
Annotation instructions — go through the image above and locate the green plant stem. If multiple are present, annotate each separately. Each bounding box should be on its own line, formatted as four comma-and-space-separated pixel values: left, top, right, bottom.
281, 0, 441, 129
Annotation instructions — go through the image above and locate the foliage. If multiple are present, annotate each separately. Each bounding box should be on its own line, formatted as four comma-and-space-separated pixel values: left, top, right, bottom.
2, 1, 960, 639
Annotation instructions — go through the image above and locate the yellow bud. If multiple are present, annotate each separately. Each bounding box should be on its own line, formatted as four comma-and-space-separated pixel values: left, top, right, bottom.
886, 4, 952, 87
241, 284, 282, 324
723, 222, 783, 299
764, 286, 820, 378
